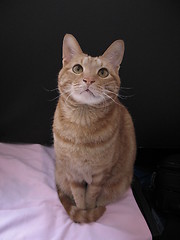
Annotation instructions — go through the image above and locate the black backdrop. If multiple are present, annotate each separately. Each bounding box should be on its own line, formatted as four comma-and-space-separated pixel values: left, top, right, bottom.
0, 0, 180, 148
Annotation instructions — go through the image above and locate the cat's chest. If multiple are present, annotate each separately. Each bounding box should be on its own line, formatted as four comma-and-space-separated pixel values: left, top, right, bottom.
67, 158, 93, 184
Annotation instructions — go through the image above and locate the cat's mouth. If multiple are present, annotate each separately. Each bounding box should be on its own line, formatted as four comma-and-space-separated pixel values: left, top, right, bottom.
72, 87, 103, 105
81, 88, 95, 97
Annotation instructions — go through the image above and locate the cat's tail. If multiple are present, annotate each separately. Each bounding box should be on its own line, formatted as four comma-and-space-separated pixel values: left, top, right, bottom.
58, 189, 106, 223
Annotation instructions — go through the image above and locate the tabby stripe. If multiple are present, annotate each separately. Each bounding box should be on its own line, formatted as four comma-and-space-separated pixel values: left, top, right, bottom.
54, 124, 119, 149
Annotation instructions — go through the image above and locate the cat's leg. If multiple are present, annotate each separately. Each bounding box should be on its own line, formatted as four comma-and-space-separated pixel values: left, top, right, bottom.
85, 174, 104, 209
70, 181, 86, 209
56, 167, 73, 199
96, 174, 132, 206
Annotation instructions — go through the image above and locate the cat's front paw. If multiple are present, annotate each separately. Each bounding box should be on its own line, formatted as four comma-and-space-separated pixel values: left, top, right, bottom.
75, 200, 86, 210
86, 199, 96, 209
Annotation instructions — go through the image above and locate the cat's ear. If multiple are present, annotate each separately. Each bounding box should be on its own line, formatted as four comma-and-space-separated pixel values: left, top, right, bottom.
102, 40, 124, 70
62, 34, 83, 66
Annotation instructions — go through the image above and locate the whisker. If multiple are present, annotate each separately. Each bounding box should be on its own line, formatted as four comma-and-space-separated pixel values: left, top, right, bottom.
96, 86, 122, 107
43, 86, 60, 102
101, 95, 108, 108
104, 89, 119, 97
119, 94, 135, 99
102, 92, 122, 107
64, 92, 74, 106
43, 87, 59, 92
48, 95, 60, 102
120, 86, 132, 90
103, 87, 135, 100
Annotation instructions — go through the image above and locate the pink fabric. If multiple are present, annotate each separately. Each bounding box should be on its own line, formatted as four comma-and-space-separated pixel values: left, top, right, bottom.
0, 143, 151, 240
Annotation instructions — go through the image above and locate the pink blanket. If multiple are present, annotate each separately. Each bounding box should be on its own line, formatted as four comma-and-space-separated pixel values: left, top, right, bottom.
0, 143, 151, 240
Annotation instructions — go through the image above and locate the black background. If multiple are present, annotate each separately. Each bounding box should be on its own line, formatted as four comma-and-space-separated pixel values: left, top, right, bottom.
0, 0, 180, 148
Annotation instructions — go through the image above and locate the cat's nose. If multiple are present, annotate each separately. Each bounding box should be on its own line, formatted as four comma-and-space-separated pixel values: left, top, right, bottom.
83, 78, 95, 86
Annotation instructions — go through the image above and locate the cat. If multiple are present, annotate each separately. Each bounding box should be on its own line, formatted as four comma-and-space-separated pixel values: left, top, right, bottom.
53, 34, 136, 223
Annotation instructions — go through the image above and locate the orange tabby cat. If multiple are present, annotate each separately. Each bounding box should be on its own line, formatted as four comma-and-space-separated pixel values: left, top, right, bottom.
53, 34, 136, 223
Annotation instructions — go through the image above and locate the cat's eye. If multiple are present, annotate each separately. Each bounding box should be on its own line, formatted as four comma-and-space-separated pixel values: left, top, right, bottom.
98, 68, 109, 78
72, 64, 83, 74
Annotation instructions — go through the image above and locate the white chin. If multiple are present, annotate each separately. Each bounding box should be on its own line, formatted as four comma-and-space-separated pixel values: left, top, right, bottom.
72, 91, 103, 105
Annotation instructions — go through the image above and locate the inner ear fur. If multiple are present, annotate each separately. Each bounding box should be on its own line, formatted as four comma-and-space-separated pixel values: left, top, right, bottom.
102, 40, 124, 70
62, 34, 83, 66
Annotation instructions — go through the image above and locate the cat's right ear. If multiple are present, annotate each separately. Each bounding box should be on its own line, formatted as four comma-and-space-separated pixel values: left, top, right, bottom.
62, 34, 83, 66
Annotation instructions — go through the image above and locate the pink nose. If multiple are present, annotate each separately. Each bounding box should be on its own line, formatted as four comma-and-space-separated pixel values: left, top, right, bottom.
83, 78, 95, 85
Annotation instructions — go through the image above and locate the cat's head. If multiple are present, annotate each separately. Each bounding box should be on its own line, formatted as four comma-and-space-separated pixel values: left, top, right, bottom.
58, 34, 124, 106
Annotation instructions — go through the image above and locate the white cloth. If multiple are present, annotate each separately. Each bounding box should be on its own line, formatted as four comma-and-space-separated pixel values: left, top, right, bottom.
0, 143, 151, 240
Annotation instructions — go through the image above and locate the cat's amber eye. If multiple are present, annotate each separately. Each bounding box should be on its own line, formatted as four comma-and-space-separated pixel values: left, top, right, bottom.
98, 68, 109, 78
72, 64, 83, 74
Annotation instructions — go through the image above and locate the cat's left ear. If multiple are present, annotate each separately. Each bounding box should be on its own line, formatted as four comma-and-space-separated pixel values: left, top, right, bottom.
62, 34, 83, 66
102, 40, 124, 70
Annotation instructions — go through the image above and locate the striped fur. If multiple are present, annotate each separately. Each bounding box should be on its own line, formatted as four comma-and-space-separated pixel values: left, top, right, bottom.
53, 34, 136, 223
